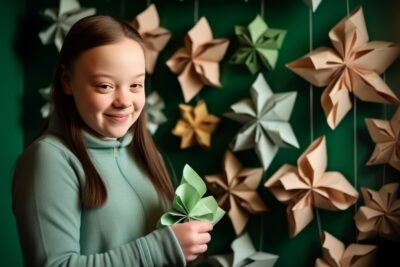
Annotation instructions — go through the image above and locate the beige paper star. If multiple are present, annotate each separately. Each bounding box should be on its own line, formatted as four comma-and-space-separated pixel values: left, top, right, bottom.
166, 17, 229, 102
265, 136, 359, 237
287, 6, 400, 129
205, 150, 268, 235
354, 183, 400, 241
315, 231, 377, 267
365, 108, 400, 171
131, 4, 171, 74
172, 100, 220, 149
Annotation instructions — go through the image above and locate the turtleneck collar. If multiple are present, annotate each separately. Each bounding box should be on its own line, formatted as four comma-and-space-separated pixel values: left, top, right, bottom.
47, 113, 133, 149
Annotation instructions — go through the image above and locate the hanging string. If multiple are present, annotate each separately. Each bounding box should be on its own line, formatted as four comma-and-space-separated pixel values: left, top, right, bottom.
260, 0, 265, 18
194, 0, 199, 22
259, 0, 266, 252
308, 6, 323, 245
382, 72, 387, 186
120, 0, 125, 17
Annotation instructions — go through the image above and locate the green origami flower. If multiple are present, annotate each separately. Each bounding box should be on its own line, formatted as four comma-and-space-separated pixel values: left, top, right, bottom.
159, 164, 225, 226
230, 15, 287, 74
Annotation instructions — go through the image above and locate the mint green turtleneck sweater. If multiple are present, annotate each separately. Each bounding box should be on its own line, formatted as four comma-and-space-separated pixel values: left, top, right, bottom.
12, 121, 186, 267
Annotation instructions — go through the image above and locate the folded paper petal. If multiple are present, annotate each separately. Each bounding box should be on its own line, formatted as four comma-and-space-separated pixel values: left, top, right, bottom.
38, 0, 96, 51
159, 164, 225, 226
166, 17, 229, 102
354, 183, 400, 241
131, 4, 171, 74
210, 232, 278, 267
265, 136, 358, 237
205, 151, 267, 235
365, 108, 400, 171
224, 73, 299, 170
230, 15, 287, 74
303, 0, 323, 12
315, 231, 377, 267
172, 100, 220, 149
287, 6, 400, 129
145, 91, 167, 134
39, 86, 52, 118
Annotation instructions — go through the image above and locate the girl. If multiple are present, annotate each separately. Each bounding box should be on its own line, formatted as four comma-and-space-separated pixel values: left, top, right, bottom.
12, 15, 212, 267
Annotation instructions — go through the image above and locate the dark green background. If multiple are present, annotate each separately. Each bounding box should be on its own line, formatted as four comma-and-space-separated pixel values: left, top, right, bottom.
2, 0, 400, 266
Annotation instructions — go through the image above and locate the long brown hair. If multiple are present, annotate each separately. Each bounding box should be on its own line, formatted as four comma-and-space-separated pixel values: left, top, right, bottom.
52, 15, 174, 208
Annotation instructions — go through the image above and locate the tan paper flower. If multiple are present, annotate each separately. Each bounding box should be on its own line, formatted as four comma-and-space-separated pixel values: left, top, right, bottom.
354, 183, 400, 241
315, 231, 377, 267
166, 17, 229, 102
265, 136, 359, 237
287, 6, 400, 129
365, 108, 400, 171
131, 4, 171, 74
172, 100, 220, 149
205, 151, 268, 235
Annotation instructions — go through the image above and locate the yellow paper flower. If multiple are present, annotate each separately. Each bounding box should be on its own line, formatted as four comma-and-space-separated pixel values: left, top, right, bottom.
172, 100, 220, 149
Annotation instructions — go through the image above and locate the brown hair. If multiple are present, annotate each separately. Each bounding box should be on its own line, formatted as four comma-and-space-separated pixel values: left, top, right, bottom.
52, 15, 174, 208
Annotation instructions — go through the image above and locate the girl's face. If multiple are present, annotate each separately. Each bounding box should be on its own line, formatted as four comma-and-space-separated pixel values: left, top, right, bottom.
62, 37, 146, 139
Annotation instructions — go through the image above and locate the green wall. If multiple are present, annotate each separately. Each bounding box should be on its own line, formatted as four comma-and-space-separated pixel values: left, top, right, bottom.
1, 0, 24, 266
3, 0, 400, 266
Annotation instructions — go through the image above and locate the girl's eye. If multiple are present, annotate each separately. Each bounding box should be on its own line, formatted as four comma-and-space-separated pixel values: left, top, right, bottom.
131, 83, 144, 91
97, 84, 113, 91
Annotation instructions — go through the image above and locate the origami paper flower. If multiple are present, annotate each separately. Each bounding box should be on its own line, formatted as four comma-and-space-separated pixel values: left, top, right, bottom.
303, 0, 323, 12
166, 17, 229, 102
354, 183, 400, 241
172, 100, 220, 149
205, 150, 268, 235
210, 232, 278, 267
159, 164, 225, 226
230, 15, 287, 74
131, 4, 171, 74
224, 73, 299, 170
145, 91, 167, 134
38, 0, 96, 51
287, 6, 400, 129
39, 86, 52, 118
315, 231, 377, 267
365, 108, 400, 171
265, 136, 359, 237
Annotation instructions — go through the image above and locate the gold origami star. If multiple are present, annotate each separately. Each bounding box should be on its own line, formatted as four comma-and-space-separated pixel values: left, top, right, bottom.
172, 100, 220, 149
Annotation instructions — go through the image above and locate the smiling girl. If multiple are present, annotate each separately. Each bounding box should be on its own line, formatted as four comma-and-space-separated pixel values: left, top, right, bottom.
12, 15, 212, 267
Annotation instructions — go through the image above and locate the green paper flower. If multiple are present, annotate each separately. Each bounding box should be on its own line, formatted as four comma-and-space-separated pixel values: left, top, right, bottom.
230, 15, 286, 74
159, 164, 225, 226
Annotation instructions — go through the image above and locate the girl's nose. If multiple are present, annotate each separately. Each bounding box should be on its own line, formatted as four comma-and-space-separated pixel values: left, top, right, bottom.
112, 89, 132, 109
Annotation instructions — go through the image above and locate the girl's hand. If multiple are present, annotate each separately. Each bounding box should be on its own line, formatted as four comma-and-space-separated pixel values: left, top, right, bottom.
171, 220, 213, 262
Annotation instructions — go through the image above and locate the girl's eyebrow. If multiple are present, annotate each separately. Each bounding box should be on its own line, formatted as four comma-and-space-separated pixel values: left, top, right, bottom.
90, 73, 146, 79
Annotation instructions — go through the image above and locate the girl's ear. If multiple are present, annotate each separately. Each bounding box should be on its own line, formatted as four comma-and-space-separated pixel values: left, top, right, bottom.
61, 65, 73, 95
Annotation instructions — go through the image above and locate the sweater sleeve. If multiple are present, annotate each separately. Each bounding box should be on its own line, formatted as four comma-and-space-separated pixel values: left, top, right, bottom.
12, 139, 186, 267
